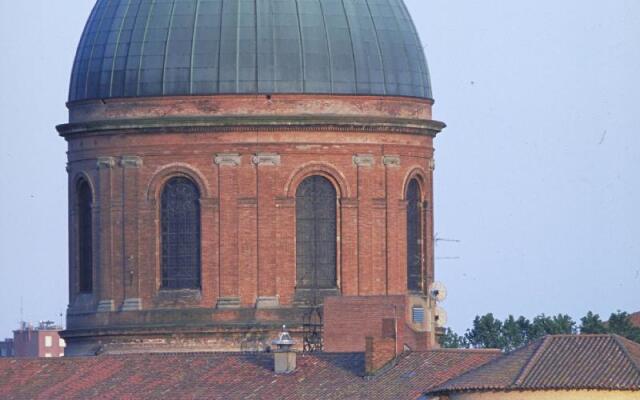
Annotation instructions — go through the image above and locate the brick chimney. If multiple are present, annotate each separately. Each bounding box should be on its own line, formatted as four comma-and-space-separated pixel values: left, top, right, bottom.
365, 336, 397, 376
272, 326, 296, 374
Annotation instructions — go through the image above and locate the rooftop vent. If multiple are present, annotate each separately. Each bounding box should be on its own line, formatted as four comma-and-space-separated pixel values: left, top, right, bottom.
272, 326, 296, 374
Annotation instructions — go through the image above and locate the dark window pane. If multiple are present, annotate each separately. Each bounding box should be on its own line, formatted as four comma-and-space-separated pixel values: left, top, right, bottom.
77, 180, 93, 293
406, 179, 422, 292
161, 177, 201, 290
296, 175, 337, 292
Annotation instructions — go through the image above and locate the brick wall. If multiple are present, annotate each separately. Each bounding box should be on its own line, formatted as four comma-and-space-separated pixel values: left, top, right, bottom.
14, 330, 64, 358
324, 295, 434, 353
324, 296, 404, 353
365, 336, 397, 375
60, 94, 443, 354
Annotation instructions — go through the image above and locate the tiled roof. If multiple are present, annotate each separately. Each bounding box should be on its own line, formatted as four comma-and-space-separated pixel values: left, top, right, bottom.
0, 349, 498, 400
429, 335, 640, 395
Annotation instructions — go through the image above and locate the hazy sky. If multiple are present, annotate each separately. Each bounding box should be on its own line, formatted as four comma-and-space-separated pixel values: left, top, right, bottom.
0, 1, 638, 338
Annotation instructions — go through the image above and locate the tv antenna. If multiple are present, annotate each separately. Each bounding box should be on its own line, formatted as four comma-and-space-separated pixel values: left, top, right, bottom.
435, 233, 461, 261
434, 233, 460, 245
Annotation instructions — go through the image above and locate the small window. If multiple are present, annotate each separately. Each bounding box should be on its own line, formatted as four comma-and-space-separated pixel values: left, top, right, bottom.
44, 336, 52, 348
412, 307, 425, 324
59, 338, 66, 348
59, 353, 65, 357
44, 353, 52, 358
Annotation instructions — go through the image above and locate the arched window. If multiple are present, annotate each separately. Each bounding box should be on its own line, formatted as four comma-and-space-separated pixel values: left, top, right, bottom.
77, 179, 93, 293
406, 179, 423, 292
296, 176, 337, 293
161, 177, 201, 290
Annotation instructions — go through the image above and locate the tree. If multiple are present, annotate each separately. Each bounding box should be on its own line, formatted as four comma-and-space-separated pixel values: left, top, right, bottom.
439, 328, 469, 349
608, 311, 640, 342
501, 315, 531, 351
580, 312, 607, 334
530, 314, 576, 339
442, 311, 638, 353
465, 314, 504, 349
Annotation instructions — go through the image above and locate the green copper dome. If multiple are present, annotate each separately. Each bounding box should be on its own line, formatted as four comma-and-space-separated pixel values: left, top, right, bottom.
69, 0, 432, 102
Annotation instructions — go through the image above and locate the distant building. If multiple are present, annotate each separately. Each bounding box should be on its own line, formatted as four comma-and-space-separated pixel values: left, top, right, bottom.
631, 312, 640, 328
0, 339, 14, 357
13, 322, 66, 358
425, 335, 640, 400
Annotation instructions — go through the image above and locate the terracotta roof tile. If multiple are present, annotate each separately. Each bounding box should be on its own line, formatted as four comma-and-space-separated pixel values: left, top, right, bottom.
429, 335, 640, 394
0, 350, 499, 400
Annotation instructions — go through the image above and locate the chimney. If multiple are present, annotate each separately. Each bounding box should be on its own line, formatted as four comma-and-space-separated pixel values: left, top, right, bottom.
272, 326, 296, 374
365, 336, 397, 376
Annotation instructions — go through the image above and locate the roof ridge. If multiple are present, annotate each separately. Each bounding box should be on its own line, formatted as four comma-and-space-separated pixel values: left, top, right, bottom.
426, 348, 502, 354
612, 335, 640, 376
512, 336, 550, 387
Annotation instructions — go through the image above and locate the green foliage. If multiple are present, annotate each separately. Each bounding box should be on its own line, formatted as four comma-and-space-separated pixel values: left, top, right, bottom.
607, 311, 640, 342
465, 313, 504, 349
438, 328, 470, 349
530, 314, 576, 338
501, 315, 530, 351
580, 312, 608, 334
441, 311, 638, 351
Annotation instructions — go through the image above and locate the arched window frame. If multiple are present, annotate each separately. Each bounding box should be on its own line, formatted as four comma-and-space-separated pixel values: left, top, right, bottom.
160, 176, 202, 290
295, 175, 339, 302
406, 177, 424, 293
76, 177, 94, 294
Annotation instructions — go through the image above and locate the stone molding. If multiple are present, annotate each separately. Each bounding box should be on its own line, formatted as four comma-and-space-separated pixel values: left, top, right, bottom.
120, 156, 143, 168
252, 153, 281, 166
57, 116, 446, 138
96, 157, 116, 169
340, 198, 359, 208
214, 153, 241, 166
97, 300, 115, 313
353, 154, 375, 167
275, 197, 295, 208
382, 155, 401, 167
256, 296, 280, 309
237, 197, 258, 208
121, 298, 143, 311
372, 198, 387, 209
217, 297, 241, 309
429, 158, 436, 171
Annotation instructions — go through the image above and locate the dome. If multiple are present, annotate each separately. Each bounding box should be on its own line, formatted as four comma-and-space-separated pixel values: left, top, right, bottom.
69, 0, 432, 103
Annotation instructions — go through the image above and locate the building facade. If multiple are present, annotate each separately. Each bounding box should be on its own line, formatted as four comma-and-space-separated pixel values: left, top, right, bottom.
58, 0, 445, 355
12, 323, 65, 358
0, 339, 14, 357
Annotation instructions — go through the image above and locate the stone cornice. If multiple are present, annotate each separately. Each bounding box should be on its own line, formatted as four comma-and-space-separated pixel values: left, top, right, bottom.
57, 115, 446, 138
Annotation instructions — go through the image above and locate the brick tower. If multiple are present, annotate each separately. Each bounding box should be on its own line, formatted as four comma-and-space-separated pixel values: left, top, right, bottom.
58, 0, 445, 355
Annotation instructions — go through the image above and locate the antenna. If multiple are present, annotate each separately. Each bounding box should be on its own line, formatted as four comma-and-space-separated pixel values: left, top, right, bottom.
428, 282, 447, 302
434, 307, 448, 328
434, 233, 461, 245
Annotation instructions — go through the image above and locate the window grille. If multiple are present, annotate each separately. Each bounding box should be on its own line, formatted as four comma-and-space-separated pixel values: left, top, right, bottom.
406, 179, 423, 292
296, 176, 337, 292
412, 307, 425, 324
161, 177, 201, 290
77, 180, 93, 293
